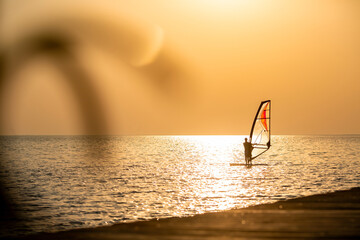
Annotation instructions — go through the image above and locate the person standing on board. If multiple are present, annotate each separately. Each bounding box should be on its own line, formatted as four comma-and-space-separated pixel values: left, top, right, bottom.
243, 138, 253, 165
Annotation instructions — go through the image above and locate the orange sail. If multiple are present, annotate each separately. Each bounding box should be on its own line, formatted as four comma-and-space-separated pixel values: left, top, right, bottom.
261, 102, 269, 131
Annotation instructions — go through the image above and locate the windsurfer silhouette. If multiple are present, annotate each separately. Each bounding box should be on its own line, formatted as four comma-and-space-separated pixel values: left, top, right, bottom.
243, 138, 253, 165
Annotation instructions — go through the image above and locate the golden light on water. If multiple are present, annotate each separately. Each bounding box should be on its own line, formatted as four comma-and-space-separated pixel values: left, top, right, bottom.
176, 135, 243, 160
171, 136, 269, 212
1, 134, 359, 235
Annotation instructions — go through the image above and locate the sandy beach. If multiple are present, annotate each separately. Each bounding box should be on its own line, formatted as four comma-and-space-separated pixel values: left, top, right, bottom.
17, 187, 360, 240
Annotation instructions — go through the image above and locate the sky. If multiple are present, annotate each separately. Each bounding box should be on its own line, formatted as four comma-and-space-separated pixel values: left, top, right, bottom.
1, 0, 359, 135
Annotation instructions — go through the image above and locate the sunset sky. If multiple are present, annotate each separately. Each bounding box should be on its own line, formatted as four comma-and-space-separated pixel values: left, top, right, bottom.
1, 0, 359, 135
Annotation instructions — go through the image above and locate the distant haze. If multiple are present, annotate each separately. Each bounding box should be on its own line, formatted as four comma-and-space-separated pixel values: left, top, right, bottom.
1, 0, 359, 135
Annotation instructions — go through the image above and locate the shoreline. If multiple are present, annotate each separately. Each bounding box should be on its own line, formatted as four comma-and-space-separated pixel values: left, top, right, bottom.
18, 187, 360, 239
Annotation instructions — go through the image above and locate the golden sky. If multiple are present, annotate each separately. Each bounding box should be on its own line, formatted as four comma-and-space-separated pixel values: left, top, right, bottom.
1, 0, 359, 135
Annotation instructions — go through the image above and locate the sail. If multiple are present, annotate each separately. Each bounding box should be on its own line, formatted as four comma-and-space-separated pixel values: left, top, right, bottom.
249, 100, 271, 160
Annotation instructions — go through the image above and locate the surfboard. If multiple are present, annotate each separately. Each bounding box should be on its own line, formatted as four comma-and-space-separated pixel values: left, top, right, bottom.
230, 163, 268, 166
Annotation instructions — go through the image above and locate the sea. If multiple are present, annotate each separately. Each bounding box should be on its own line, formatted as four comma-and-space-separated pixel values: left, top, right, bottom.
0, 135, 359, 238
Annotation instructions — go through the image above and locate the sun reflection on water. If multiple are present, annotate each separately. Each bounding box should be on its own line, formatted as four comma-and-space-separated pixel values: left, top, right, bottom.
172, 135, 269, 212
175, 135, 245, 160
2, 135, 359, 235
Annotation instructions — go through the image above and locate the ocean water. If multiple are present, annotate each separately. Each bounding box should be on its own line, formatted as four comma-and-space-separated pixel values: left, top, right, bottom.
0, 135, 359, 237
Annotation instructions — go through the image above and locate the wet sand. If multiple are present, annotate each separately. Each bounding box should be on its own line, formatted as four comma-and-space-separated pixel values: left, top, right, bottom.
20, 187, 360, 239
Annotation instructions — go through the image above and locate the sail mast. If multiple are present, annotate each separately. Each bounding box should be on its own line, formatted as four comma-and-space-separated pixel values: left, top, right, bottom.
250, 101, 266, 142
269, 100, 271, 146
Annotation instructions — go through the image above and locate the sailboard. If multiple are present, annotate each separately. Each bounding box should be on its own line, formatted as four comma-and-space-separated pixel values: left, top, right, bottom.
249, 100, 271, 160
229, 163, 268, 166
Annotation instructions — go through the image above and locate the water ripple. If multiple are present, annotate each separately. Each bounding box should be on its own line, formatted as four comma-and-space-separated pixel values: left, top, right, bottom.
0, 135, 359, 237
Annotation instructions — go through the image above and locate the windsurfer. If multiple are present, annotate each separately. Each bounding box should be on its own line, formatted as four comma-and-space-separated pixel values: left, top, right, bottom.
243, 138, 253, 165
